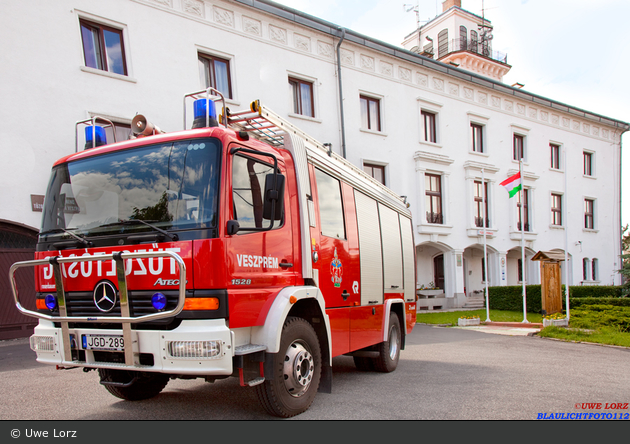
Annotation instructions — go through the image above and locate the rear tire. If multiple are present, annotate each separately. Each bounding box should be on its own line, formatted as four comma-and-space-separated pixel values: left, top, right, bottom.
98, 369, 169, 401
256, 317, 322, 417
373, 313, 401, 373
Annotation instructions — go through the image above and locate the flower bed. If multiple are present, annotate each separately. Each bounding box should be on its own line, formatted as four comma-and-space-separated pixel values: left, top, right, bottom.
458, 316, 481, 327
543, 313, 568, 327
543, 318, 568, 327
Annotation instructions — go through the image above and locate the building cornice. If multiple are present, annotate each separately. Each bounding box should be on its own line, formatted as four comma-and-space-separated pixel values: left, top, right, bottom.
233, 0, 629, 132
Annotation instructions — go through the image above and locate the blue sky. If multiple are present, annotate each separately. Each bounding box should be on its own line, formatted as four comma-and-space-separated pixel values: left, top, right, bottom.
272, 0, 630, 226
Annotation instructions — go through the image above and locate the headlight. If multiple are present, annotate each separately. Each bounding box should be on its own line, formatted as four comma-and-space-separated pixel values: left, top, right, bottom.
30, 336, 55, 352
166, 340, 222, 359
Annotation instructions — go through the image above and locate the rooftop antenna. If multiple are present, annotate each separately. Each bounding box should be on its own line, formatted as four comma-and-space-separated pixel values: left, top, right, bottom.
403, 2, 420, 29
404, 2, 432, 30
478, 0, 494, 55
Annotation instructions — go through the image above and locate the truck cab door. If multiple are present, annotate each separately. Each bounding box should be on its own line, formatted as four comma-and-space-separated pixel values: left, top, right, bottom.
224, 145, 296, 328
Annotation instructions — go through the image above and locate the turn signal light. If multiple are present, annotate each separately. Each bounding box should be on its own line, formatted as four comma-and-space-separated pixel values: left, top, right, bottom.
183, 297, 219, 311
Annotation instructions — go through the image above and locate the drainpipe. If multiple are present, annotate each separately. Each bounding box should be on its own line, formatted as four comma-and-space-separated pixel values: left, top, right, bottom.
336, 27, 347, 159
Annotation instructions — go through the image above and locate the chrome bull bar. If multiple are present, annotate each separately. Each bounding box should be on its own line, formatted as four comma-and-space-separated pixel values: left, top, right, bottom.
9, 250, 186, 367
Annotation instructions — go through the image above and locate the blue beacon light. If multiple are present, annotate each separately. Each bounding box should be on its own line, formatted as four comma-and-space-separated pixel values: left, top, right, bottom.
44, 294, 58, 310
151, 293, 167, 311
192, 98, 218, 128
84, 125, 107, 149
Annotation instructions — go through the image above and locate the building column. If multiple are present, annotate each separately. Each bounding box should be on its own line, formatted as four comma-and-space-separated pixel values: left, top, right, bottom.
498, 252, 508, 286
445, 249, 465, 308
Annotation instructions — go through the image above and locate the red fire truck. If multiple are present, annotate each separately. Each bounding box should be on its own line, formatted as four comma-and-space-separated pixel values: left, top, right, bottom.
10, 89, 416, 417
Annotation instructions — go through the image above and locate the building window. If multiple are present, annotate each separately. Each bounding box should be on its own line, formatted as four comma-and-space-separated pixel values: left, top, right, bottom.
471, 123, 484, 153
438, 29, 448, 58
474, 180, 489, 228
583, 151, 593, 176
103, 121, 131, 144
423, 41, 434, 57
314, 168, 345, 239
470, 30, 478, 52
583, 258, 589, 281
517, 259, 524, 283
592, 258, 598, 281
80, 19, 127, 75
289, 77, 314, 117
517, 188, 529, 231
550, 144, 560, 169
198, 53, 232, 99
363, 163, 385, 185
459, 26, 467, 50
425, 174, 443, 224
551, 193, 562, 226
481, 257, 487, 282
421, 110, 437, 143
513, 134, 525, 161
584, 198, 594, 229
360, 95, 381, 131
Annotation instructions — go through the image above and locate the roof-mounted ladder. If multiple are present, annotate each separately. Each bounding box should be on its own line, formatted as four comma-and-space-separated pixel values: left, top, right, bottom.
225, 100, 405, 205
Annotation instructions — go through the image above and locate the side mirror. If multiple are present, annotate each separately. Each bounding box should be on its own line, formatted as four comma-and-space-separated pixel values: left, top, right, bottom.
263, 173, 285, 221
226, 220, 240, 235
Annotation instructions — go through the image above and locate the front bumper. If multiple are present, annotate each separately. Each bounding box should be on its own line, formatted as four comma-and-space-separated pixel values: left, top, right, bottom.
30, 319, 234, 376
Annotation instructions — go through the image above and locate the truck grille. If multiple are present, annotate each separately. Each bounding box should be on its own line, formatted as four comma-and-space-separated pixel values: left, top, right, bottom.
37, 289, 227, 330
63, 290, 182, 317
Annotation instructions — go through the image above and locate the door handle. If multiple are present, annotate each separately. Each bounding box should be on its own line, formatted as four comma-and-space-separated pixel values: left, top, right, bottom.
341, 290, 350, 301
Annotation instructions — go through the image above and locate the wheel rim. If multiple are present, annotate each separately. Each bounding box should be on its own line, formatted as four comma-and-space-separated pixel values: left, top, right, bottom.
389, 324, 400, 361
283, 340, 314, 398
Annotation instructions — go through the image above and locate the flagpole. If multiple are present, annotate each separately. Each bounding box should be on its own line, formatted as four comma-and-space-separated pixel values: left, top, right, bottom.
564, 147, 570, 320
482, 168, 490, 323
520, 160, 528, 323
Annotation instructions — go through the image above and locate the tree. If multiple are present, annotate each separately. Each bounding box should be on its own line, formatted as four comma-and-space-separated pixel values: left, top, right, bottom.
619, 225, 630, 295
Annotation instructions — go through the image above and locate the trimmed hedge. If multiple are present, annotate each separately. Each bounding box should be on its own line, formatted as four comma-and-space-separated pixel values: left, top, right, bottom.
569, 297, 630, 308
488, 285, 627, 314
569, 286, 622, 298
488, 285, 545, 313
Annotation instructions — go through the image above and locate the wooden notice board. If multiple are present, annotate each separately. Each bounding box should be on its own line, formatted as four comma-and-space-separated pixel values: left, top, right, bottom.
531, 251, 565, 316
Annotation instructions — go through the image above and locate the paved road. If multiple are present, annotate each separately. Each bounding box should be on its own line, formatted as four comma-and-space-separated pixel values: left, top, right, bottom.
1, 324, 629, 421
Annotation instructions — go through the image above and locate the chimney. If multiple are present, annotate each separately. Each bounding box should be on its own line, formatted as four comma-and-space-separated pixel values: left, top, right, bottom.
442, 0, 461, 12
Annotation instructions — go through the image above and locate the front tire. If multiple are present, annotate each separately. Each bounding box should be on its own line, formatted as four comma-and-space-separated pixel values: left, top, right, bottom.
256, 317, 322, 417
373, 313, 401, 373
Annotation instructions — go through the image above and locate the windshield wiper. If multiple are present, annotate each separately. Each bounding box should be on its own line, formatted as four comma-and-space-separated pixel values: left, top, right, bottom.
108, 219, 179, 242
47, 228, 93, 248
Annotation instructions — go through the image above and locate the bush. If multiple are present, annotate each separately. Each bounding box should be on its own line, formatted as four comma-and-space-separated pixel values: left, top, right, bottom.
569, 305, 630, 332
488, 285, 545, 313
569, 286, 622, 298
570, 297, 630, 308
488, 285, 626, 314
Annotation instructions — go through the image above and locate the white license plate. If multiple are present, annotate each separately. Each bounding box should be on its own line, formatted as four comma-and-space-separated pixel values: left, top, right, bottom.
82, 334, 124, 351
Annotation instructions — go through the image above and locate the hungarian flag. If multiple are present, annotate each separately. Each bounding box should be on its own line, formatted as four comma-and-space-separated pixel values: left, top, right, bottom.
500, 172, 521, 198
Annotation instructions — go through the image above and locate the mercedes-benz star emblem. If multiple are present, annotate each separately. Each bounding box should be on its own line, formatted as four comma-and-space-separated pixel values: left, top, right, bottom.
93, 281, 117, 313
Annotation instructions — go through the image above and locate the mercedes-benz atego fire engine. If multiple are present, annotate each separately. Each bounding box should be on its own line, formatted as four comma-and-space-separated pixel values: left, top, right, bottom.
10, 89, 416, 417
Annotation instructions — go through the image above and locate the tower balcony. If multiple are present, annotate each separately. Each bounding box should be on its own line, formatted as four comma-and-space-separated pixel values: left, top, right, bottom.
433, 38, 511, 81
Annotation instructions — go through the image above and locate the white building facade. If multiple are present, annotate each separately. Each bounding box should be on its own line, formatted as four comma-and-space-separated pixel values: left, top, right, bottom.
1, 0, 627, 309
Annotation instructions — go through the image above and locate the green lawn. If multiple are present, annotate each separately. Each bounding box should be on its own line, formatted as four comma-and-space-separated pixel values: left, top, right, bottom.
537, 326, 630, 348
416, 309, 630, 348
416, 309, 542, 325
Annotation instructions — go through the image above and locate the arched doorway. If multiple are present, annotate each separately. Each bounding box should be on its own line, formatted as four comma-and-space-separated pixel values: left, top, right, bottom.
433, 254, 444, 290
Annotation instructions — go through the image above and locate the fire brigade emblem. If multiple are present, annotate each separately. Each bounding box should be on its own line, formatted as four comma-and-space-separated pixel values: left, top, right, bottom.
330, 248, 343, 288
93, 281, 117, 313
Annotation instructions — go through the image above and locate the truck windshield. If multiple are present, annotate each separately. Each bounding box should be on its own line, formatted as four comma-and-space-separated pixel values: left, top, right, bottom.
41, 138, 221, 237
